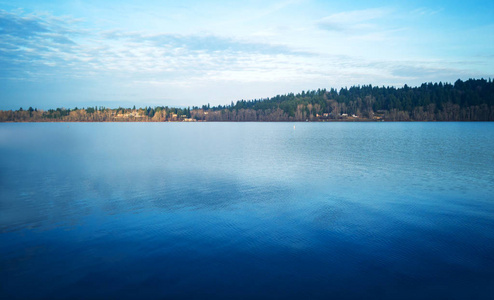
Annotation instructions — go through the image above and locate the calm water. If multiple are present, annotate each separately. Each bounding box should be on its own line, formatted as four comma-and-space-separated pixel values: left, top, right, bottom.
1, 122, 493, 299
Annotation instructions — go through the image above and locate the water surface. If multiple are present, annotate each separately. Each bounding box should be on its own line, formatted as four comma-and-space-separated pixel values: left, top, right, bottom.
1, 122, 493, 299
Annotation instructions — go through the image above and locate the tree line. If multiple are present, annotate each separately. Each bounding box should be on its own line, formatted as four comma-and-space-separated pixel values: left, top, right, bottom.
1, 78, 493, 122
192, 78, 494, 121
0, 106, 193, 122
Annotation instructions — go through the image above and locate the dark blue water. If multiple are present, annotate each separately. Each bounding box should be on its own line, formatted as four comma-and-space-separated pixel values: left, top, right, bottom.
1, 122, 493, 299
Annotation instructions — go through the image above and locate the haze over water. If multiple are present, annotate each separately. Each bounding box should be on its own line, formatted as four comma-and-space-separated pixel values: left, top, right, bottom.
1, 122, 493, 299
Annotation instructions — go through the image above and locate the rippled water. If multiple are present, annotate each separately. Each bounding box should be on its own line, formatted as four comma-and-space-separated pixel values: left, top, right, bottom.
1, 122, 493, 299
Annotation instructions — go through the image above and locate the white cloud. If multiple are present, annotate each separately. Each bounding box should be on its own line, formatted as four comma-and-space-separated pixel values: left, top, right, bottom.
317, 7, 392, 33
410, 7, 443, 16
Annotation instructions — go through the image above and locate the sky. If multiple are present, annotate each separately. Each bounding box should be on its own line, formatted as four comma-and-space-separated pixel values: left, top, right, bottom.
0, 0, 493, 109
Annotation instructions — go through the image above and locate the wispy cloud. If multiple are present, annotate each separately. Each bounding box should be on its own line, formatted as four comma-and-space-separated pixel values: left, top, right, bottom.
104, 31, 309, 55
410, 7, 443, 16
317, 8, 392, 33
0, 10, 81, 80
0, 9, 313, 84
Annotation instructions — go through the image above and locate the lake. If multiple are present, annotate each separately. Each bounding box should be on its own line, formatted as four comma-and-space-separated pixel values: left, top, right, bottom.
1, 122, 493, 299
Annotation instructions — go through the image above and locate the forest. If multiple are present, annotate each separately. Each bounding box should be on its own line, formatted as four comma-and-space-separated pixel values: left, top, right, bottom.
1, 78, 493, 122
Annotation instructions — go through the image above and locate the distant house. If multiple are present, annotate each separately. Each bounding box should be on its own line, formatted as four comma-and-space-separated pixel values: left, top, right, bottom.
341, 113, 348, 117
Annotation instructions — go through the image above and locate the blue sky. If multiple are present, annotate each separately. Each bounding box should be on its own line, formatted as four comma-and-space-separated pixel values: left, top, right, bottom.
0, 0, 493, 109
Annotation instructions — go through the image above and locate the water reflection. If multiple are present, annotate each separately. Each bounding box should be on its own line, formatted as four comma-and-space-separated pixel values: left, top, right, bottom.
1, 122, 493, 299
